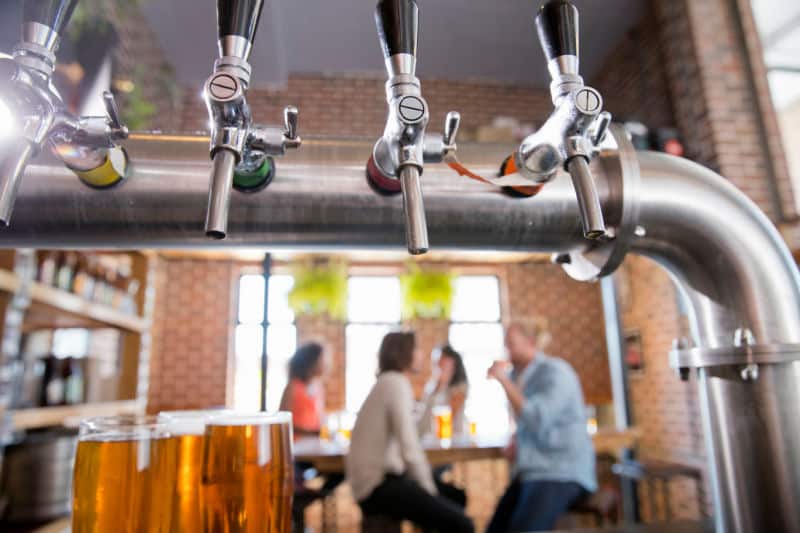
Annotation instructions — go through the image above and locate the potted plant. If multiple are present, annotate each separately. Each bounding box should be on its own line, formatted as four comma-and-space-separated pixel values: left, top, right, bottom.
287, 258, 348, 321
400, 265, 454, 320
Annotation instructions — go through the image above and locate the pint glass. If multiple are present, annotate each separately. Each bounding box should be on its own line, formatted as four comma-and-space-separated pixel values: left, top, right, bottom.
433, 405, 453, 441
157, 410, 228, 532
72, 415, 175, 533
202, 412, 293, 533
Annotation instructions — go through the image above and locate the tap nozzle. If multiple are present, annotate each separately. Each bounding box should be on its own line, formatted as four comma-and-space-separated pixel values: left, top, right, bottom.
369, 0, 459, 255
205, 149, 238, 239
202, 0, 301, 239
509, 0, 608, 239
400, 165, 428, 255
0, 141, 34, 226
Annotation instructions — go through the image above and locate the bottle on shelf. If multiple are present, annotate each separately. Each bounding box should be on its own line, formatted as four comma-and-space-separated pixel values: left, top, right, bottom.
56, 252, 78, 291
63, 356, 84, 405
72, 254, 97, 300
37, 251, 59, 286
40, 354, 64, 407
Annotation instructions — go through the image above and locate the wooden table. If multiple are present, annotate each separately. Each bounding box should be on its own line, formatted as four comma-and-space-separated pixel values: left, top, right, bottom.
294, 427, 641, 474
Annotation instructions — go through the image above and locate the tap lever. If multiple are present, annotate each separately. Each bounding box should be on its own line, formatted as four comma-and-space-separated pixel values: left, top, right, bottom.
23, 0, 79, 43
443, 111, 461, 150
592, 111, 612, 148
376, 0, 419, 59
217, 0, 265, 60
536, 0, 578, 63
102, 91, 128, 139
284, 105, 298, 140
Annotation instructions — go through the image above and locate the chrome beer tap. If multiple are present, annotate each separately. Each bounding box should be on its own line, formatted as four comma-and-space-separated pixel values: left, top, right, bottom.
367, 0, 461, 255
0, 0, 129, 226
203, 0, 301, 239
514, 0, 611, 239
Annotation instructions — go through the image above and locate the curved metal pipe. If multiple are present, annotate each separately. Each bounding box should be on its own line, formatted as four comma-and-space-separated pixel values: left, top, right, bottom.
3, 135, 590, 252
4, 136, 800, 346
1, 133, 799, 531
632, 152, 800, 348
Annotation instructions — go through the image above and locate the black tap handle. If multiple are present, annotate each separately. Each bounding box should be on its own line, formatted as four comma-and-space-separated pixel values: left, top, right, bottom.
23, 0, 79, 36
217, 0, 264, 43
535, 0, 578, 62
375, 0, 419, 58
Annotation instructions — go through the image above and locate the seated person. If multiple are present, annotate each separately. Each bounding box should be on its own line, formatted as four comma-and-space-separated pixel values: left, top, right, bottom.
419, 343, 469, 438
280, 342, 327, 437
346, 331, 474, 533
279, 342, 342, 495
486, 319, 597, 532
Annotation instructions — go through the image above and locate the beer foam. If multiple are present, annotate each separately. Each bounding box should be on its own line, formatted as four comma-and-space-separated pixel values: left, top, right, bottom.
206, 411, 292, 426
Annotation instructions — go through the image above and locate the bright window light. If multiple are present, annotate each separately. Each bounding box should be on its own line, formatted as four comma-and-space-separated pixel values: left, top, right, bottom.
233, 274, 297, 411
52, 328, 91, 358
448, 276, 510, 437
347, 276, 401, 323
0, 98, 13, 140
346, 276, 401, 412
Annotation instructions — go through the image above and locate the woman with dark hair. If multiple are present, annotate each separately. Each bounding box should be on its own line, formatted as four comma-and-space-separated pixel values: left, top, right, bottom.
419, 344, 469, 438
279, 342, 327, 437
346, 331, 474, 533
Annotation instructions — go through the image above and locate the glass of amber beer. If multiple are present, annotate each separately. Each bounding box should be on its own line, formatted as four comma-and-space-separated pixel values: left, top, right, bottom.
72, 415, 176, 533
202, 412, 294, 533
157, 410, 229, 532
433, 405, 453, 442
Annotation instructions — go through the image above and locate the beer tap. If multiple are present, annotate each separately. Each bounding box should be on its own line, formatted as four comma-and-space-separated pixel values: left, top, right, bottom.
513, 0, 611, 239
366, 0, 461, 255
203, 0, 301, 239
0, 0, 129, 226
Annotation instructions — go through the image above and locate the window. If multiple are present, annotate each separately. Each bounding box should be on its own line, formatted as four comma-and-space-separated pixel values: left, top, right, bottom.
448, 276, 509, 437
751, 1, 800, 209
233, 274, 296, 411
345, 276, 401, 412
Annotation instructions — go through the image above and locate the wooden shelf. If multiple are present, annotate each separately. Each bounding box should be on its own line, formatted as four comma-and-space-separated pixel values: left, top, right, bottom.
10, 400, 145, 431
0, 268, 148, 333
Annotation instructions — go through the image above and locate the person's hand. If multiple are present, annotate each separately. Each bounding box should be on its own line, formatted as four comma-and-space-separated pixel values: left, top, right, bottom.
487, 360, 509, 381
503, 435, 517, 462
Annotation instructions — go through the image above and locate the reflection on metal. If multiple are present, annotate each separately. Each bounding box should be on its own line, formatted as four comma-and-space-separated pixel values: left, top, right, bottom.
0, 2, 128, 226
3, 126, 799, 532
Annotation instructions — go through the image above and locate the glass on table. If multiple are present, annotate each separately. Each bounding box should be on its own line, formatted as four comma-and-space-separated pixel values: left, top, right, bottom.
433, 405, 453, 442
202, 412, 294, 533
72, 415, 176, 533
156, 410, 230, 533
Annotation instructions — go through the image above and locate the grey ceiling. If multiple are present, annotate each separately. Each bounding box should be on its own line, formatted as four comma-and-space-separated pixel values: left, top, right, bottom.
0, 1, 645, 88
139, 0, 645, 88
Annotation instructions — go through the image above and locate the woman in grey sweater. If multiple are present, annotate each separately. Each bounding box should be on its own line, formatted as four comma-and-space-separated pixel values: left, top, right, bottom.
346, 331, 474, 533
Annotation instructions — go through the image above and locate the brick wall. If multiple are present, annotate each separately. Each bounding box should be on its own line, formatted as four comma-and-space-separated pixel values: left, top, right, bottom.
147, 259, 612, 410
652, 0, 795, 222
179, 73, 553, 140
619, 257, 709, 520
147, 257, 236, 413
504, 263, 611, 404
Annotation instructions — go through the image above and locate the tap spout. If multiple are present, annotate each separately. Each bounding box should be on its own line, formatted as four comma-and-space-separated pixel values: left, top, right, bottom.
399, 165, 428, 254
0, 140, 34, 226
205, 149, 238, 239
566, 156, 605, 239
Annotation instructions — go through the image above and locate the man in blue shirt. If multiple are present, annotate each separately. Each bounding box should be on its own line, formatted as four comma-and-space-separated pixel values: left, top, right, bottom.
486, 320, 597, 532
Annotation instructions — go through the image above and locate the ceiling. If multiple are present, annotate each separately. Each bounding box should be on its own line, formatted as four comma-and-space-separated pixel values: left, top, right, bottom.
0, 1, 645, 88
752, 0, 800, 108
139, 0, 644, 88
